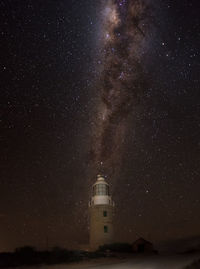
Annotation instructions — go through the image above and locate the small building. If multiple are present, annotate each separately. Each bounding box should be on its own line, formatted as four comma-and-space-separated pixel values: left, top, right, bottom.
132, 238, 154, 253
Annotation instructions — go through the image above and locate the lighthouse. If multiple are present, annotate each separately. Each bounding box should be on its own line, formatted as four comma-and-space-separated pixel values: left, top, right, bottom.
89, 175, 115, 251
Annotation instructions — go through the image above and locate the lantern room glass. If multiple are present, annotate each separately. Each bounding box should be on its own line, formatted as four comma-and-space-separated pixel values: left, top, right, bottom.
93, 184, 110, 196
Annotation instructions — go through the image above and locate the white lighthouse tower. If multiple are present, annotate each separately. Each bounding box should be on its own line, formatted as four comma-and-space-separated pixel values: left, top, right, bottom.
89, 175, 115, 251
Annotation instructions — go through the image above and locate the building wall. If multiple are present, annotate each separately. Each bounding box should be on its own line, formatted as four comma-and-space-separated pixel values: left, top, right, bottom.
89, 204, 114, 251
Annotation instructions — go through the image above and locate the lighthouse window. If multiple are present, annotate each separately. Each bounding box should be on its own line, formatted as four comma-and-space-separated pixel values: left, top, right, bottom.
103, 211, 107, 217
94, 184, 109, 195
94, 184, 108, 195
104, 225, 108, 233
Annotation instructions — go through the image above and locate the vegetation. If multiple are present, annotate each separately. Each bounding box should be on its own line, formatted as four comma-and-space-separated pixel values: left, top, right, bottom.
0, 246, 90, 267
99, 243, 133, 253
0, 242, 134, 267
185, 259, 200, 269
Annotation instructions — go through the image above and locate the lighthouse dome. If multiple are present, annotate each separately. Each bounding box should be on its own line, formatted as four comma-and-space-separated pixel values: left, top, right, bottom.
97, 174, 107, 182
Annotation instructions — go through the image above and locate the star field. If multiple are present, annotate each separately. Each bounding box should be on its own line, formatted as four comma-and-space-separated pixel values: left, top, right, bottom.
0, 0, 200, 251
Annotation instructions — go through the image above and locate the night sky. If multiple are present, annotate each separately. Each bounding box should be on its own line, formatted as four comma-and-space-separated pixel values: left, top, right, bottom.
0, 0, 200, 251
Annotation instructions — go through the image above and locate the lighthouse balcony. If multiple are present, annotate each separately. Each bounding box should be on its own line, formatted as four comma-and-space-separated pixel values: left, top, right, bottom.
89, 196, 114, 207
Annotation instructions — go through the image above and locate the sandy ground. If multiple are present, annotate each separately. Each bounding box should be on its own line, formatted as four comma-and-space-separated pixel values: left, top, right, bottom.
10, 253, 200, 269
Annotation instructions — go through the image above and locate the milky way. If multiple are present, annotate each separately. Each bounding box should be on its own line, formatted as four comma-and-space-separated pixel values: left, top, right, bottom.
1, 0, 200, 250
89, 0, 154, 178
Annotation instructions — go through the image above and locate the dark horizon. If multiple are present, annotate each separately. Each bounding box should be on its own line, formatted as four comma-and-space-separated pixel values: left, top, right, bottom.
0, 0, 200, 252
